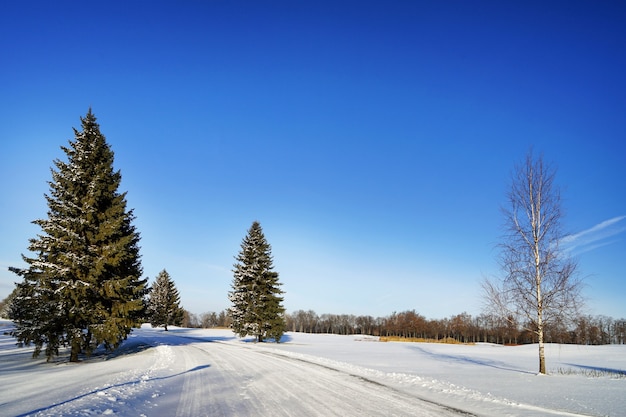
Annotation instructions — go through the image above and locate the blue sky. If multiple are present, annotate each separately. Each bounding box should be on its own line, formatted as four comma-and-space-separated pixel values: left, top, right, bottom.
1, 1, 625, 320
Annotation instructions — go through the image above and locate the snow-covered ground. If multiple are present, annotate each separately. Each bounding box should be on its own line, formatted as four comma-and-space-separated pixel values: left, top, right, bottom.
1, 320, 624, 417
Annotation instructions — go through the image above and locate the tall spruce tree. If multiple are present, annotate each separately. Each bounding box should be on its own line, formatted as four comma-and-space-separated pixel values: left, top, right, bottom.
9, 109, 147, 362
229, 221, 285, 342
147, 269, 184, 331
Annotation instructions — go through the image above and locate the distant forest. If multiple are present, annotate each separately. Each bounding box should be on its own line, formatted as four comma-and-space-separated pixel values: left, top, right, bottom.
183, 309, 626, 346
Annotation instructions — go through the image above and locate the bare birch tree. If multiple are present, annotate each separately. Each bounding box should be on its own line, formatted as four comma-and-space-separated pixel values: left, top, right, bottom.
483, 150, 583, 374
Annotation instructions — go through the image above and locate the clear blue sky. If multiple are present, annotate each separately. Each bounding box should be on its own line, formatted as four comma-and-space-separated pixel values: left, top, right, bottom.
1, 1, 625, 320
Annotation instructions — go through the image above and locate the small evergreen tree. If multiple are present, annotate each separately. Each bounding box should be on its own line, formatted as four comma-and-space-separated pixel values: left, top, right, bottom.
9, 110, 147, 362
147, 269, 184, 330
229, 221, 285, 342
0, 287, 19, 318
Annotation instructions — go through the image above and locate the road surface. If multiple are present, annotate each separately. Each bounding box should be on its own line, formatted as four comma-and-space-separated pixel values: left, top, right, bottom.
3, 328, 475, 416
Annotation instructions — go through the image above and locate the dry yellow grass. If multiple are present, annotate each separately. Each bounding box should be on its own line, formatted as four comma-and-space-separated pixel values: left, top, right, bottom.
379, 336, 474, 345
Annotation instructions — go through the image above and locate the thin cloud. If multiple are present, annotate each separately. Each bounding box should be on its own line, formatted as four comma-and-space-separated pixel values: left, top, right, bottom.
560, 215, 626, 255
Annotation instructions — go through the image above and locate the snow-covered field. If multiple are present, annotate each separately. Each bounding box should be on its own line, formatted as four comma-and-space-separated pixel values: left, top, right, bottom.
1, 320, 624, 417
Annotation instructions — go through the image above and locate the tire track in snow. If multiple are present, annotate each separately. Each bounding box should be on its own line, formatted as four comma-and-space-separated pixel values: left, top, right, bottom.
249, 343, 598, 417
171, 344, 222, 417
171, 339, 475, 416
254, 347, 476, 417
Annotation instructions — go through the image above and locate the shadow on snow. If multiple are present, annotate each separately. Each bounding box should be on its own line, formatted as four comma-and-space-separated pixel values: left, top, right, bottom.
15, 364, 211, 417
408, 345, 536, 375
238, 334, 293, 344
562, 362, 626, 376
100, 328, 292, 360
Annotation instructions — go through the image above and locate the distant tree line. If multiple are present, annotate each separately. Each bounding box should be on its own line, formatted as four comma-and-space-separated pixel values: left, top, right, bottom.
5, 293, 624, 346
281, 309, 626, 346
176, 308, 625, 346
182, 310, 233, 329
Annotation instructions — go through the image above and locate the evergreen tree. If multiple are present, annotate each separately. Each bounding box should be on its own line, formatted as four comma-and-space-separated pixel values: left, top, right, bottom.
9, 109, 147, 362
147, 269, 184, 331
0, 286, 19, 318
229, 221, 285, 342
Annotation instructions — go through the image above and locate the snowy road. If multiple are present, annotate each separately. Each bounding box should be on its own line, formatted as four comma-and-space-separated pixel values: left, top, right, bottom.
2, 328, 472, 417
163, 339, 473, 417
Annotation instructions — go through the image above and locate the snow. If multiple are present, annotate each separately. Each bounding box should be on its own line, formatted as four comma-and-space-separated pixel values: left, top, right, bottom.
1, 320, 624, 417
